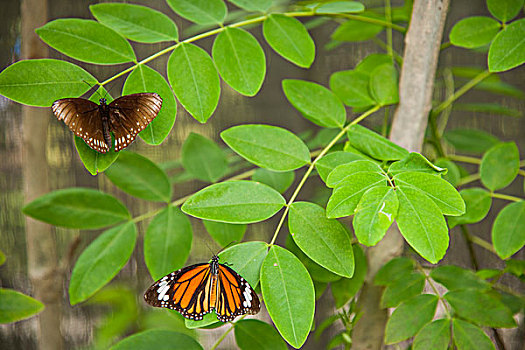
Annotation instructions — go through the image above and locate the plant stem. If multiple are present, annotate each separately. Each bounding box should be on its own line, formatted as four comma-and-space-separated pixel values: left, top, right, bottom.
491, 192, 523, 202
431, 70, 492, 117
456, 173, 481, 186
100, 11, 313, 86
448, 154, 481, 164
465, 233, 497, 254
210, 316, 243, 350
384, 0, 393, 58
268, 105, 380, 246
338, 13, 406, 33
417, 264, 452, 319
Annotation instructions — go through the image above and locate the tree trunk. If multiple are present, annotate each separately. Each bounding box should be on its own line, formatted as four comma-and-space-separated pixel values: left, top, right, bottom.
21, 0, 63, 349
352, 1, 450, 348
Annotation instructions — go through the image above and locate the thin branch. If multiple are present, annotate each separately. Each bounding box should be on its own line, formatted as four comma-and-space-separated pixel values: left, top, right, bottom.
268, 105, 380, 246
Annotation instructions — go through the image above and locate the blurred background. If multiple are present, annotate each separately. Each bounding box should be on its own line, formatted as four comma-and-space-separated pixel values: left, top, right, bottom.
0, 0, 524, 349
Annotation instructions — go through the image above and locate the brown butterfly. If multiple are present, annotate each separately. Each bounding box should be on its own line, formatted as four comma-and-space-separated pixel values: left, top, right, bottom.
52, 93, 162, 153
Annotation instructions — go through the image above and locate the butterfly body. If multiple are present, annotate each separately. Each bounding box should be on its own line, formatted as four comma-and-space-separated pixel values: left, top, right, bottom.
96, 98, 113, 148
144, 255, 260, 322
52, 93, 162, 153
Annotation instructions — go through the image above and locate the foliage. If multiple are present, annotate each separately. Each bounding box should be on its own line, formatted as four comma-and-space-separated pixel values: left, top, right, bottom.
0, 0, 524, 348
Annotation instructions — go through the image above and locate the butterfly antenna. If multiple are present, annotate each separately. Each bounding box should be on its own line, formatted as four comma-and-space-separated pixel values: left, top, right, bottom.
204, 241, 215, 257
218, 240, 238, 254
82, 80, 102, 99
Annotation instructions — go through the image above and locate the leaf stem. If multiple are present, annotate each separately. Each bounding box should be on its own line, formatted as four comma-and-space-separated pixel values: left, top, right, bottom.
431, 70, 492, 117
268, 105, 380, 246
417, 264, 452, 319
448, 154, 481, 164
491, 192, 523, 202
456, 173, 481, 186
210, 315, 245, 350
337, 13, 406, 33
464, 233, 497, 254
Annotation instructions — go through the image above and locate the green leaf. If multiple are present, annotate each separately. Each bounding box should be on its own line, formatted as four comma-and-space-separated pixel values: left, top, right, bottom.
385, 294, 438, 344
347, 124, 409, 161
355, 54, 394, 75
430, 265, 490, 291
75, 138, 119, 176
326, 160, 383, 188
329, 70, 375, 108
181, 133, 228, 182
332, 14, 383, 42
499, 291, 525, 314
36, 19, 135, 64
374, 257, 415, 285
434, 158, 461, 186
505, 258, 525, 278
105, 151, 171, 202
447, 188, 492, 228
261, 245, 315, 348
396, 186, 449, 264
492, 201, 525, 259
315, 151, 365, 182
0, 59, 97, 107
452, 318, 495, 350
263, 14, 315, 68
370, 64, 399, 106
314, 1, 365, 14
221, 124, 310, 171
331, 245, 367, 308
123, 64, 177, 145
0, 289, 44, 323
168, 43, 220, 123
69, 222, 137, 305
212, 27, 265, 96
228, 0, 272, 12
289, 202, 354, 277
286, 235, 342, 283
90, 3, 178, 43
181, 180, 285, 224
443, 129, 500, 154
23, 188, 130, 229
453, 102, 522, 118
110, 329, 202, 350
480, 142, 520, 191
488, 18, 525, 72
219, 241, 268, 288
413, 319, 451, 350
389, 153, 447, 176
252, 169, 294, 194
167, 0, 227, 25
381, 272, 425, 308
144, 206, 192, 280
486, 0, 523, 22
282, 79, 346, 128
204, 220, 246, 248
449, 16, 501, 48
0, 250, 5, 266
394, 172, 465, 216
445, 290, 516, 328
326, 174, 387, 218
235, 319, 287, 350
184, 312, 222, 329
353, 187, 398, 246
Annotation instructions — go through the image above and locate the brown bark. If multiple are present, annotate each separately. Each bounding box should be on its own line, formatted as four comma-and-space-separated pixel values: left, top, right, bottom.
352, 1, 450, 348
21, 0, 63, 349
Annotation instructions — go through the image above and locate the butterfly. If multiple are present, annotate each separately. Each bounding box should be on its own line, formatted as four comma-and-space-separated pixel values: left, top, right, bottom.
52, 93, 162, 153
144, 254, 260, 322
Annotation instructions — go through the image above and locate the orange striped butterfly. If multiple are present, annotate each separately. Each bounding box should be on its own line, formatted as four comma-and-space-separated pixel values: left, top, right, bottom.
144, 255, 260, 322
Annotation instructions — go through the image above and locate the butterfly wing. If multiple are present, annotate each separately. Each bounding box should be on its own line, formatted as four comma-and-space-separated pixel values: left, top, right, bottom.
108, 93, 162, 152
52, 98, 109, 153
215, 264, 260, 322
144, 263, 216, 321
